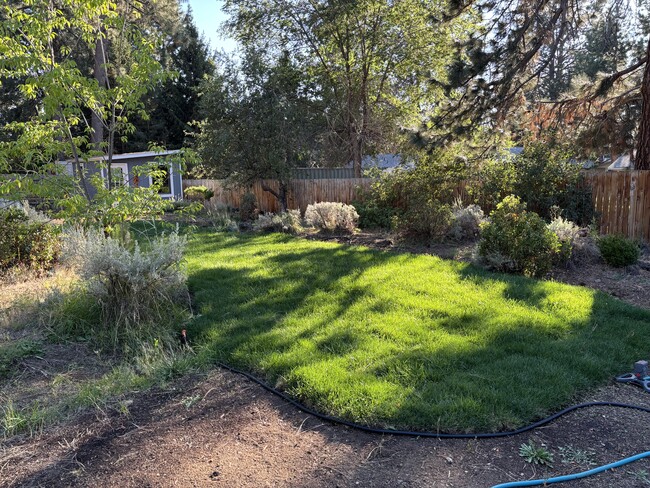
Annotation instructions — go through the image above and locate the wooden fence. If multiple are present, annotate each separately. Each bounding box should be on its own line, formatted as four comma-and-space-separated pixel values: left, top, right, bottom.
185, 172, 650, 242
184, 178, 372, 214
586, 171, 650, 242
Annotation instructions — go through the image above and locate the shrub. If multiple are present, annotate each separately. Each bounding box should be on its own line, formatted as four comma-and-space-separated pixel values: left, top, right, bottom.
184, 185, 215, 202
398, 200, 452, 240
304, 202, 359, 233
165, 200, 194, 213
353, 200, 398, 230
355, 150, 469, 239
0, 207, 60, 272
479, 196, 560, 277
471, 143, 595, 225
447, 201, 485, 242
547, 215, 580, 264
597, 234, 640, 267
253, 210, 303, 234
204, 201, 238, 231
239, 192, 259, 222
61, 227, 189, 348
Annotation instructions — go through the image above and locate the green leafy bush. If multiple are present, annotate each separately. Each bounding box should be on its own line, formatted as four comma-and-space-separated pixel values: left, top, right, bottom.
253, 210, 303, 234
184, 185, 215, 201
597, 234, 640, 267
359, 151, 467, 239
305, 202, 359, 233
479, 196, 560, 277
61, 227, 189, 349
353, 199, 399, 230
0, 207, 60, 271
471, 143, 595, 225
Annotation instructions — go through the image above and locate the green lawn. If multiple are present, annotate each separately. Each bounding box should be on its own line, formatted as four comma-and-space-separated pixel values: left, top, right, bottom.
185, 231, 650, 433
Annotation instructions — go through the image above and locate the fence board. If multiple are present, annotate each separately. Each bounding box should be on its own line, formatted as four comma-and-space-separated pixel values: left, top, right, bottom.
184, 178, 372, 214
186, 172, 650, 242
583, 171, 650, 242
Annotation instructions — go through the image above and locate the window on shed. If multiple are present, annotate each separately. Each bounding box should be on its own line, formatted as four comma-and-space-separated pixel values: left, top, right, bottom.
152, 165, 171, 195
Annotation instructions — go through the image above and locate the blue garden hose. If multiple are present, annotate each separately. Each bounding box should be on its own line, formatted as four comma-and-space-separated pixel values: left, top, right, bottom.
491, 451, 650, 487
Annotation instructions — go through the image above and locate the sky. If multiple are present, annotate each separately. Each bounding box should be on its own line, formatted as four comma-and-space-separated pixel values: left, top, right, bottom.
185, 0, 237, 53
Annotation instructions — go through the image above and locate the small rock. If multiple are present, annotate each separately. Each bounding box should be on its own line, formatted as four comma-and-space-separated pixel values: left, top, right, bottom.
626, 265, 641, 276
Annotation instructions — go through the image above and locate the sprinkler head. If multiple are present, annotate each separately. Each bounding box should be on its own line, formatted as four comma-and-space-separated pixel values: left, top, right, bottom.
634, 360, 648, 378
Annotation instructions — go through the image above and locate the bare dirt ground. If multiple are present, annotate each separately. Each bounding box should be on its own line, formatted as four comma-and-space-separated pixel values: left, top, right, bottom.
3, 370, 650, 488
2, 235, 650, 488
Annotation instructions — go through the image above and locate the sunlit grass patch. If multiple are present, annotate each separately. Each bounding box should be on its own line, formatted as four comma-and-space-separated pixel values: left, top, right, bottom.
186, 231, 650, 432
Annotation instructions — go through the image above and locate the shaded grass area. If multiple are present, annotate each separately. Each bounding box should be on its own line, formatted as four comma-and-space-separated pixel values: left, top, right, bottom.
186, 231, 650, 433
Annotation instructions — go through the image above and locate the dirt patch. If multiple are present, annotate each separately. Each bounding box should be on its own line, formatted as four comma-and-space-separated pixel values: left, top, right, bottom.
3, 369, 650, 487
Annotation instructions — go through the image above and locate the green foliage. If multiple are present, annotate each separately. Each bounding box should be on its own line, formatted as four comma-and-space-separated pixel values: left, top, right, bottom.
57, 175, 167, 236
471, 144, 595, 225
519, 441, 554, 467
184, 186, 215, 201
364, 151, 467, 240
121, 9, 215, 152
196, 50, 322, 200
304, 202, 359, 233
597, 234, 640, 267
223, 0, 465, 171
353, 199, 399, 230
470, 156, 516, 211
479, 196, 560, 277
0, 1, 180, 233
0, 208, 60, 271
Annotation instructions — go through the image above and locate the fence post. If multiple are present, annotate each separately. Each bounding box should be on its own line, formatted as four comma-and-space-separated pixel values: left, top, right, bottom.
628, 172, 638, 239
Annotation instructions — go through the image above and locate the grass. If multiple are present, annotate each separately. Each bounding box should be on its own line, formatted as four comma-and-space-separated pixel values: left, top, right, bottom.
185, 231, 650, 433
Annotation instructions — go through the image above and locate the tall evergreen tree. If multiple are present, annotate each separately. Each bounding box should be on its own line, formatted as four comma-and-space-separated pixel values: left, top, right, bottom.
119, 8, 214, 152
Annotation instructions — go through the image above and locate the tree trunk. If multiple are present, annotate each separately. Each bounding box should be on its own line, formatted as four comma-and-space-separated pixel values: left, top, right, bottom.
351, 133, 362, 178
260, 180, 288, 212
635, 38, 650, 171
93, 35, 109, 186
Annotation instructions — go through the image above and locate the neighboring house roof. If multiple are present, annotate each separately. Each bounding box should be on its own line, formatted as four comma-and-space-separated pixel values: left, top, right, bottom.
88, 150, 180, 162
59, 150, 180, 164
608, 153, 634, 171
343, 154, 416, 172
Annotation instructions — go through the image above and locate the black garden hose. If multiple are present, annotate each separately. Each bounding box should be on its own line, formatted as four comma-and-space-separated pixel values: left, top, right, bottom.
217, 362, 650, 439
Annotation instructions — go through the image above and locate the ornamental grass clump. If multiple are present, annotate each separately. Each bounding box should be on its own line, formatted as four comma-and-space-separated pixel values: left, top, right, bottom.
447, 200, 485, 242
253, 210, 303, 234
304, 202, 359, 233
61, 227, 189, 348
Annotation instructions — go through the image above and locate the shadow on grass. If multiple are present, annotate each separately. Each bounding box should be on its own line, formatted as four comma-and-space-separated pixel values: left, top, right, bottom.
186, 232, 650, 433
